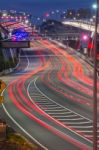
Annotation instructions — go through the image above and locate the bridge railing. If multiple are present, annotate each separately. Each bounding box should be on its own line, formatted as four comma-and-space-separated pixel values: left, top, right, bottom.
62, 20, 97, 33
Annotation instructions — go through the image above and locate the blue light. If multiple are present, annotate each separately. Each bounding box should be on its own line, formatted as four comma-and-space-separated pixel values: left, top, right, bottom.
12, 29, 29, 41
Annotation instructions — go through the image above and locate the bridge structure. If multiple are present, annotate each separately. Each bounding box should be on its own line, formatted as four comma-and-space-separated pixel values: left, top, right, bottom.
42, 32, 80, 41
42, 19, 98, 59
62, 20, 99, 41
40, 20, 95, 43
62, 20, 95, 33
61, 20, 98, 59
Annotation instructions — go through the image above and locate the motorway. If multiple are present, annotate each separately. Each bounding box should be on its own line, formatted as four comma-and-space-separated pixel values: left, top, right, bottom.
0, 39, 98, 150
0, 22, 99, 150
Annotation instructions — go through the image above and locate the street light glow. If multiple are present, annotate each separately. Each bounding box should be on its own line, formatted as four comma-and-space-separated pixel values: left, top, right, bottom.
25, 19, 29, 24
56, 10, 59, 13
82, 35, 88, 41
80, 33, 89, 42
2, 13, 7, 17
92, 3, 98, 9
90, 18, 93, 22
51, 11, 55, 14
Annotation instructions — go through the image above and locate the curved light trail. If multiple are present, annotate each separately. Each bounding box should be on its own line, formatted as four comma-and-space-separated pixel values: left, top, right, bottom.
1, 21, 99, 150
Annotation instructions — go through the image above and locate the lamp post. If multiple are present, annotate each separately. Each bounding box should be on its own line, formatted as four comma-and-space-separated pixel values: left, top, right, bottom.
93, 0, 98, 150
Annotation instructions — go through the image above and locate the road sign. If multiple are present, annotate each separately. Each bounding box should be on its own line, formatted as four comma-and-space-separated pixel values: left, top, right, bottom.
0, 96, 4, 104
0, 80, 6, 94
1, 40, 30, 48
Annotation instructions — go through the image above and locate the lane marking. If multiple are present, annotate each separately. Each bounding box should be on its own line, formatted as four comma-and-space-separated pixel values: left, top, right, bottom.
13, 53, 21, 70
71, 126, 93, 129
52, 114, 78, 117
20, 55, 63, 57
48, 112, 72, 115
24, 51, 30, 72
1, 94, 48, 150
57, 118, 84, 121
0, 53, 48, 150
66, 122, 91, 125
34, 77, 93, 122
27, 77, 93, 144
2, 90, 91, 150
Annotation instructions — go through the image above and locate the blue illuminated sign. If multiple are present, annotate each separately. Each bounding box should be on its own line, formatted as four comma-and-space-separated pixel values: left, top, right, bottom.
12, 28, 29, 41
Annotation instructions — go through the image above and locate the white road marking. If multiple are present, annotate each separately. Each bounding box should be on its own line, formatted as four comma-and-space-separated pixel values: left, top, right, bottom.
58, 118, 84, 121
27, 77, 93, 144
45, 109, 66, 112
48, 112, 72, 115
70, 126, 93, 129
20, 55, 63, 57
2, 103, 48, 150
33, 77, 93, 122
13, 53, 21, 70
2, 96, 91, 150
0, 52, 48, 150
45, 106, 62, 109
52, 114, 78, 118
65, 121, 91, 125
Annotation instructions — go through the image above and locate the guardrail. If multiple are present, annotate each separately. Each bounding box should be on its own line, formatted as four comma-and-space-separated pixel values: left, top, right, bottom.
62, 20, 97, 33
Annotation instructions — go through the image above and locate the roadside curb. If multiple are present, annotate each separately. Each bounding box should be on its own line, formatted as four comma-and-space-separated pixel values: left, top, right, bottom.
50, 39, 94, 67
0, 68, 14, 76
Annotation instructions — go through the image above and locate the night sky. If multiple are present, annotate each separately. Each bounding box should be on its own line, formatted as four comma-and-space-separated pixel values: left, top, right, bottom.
0, 0, 94, 18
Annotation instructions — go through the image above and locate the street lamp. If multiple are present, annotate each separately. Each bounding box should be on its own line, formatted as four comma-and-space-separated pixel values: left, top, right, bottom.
93, 1, 98, 150
51, 11, 55, 15
92, 3, 98, 9
25, 19, 29, 24
56, 9, 59, 13
2, 12, 7, 17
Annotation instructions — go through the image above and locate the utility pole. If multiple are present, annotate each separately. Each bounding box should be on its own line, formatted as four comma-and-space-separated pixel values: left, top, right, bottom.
93, 0, 98, 150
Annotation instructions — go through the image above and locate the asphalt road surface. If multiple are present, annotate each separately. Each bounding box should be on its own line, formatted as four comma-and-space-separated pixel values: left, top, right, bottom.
0, 39, 99, 150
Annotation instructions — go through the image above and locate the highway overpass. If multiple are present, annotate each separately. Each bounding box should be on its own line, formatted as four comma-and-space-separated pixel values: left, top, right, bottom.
62, 20, 97, 34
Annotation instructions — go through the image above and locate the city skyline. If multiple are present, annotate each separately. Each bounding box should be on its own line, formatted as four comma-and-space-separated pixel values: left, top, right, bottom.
0, 0, 94, 17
